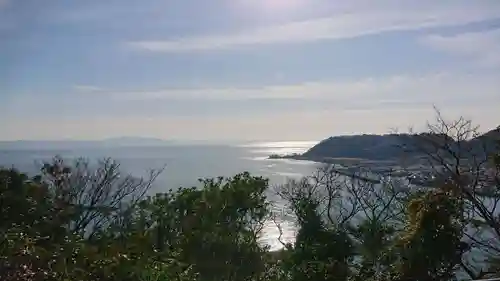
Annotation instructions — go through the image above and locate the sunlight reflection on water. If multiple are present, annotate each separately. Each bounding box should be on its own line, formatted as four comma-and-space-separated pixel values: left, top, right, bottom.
241, 141, 320, 250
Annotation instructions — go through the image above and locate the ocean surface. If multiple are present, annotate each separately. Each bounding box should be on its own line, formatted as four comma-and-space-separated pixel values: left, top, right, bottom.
0, 141, 321, 250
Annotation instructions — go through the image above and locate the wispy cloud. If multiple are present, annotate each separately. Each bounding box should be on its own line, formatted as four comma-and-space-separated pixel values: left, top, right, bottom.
73, 85, 105, 92
80, 72, 500, 107
129, 4, 500, 53
420, 28, 500, 68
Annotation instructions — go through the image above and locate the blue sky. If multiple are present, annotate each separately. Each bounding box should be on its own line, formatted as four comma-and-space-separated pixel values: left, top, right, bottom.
1, 0, 500, 141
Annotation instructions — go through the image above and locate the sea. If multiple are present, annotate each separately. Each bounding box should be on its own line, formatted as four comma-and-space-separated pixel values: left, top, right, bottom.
0, 141, 322, 250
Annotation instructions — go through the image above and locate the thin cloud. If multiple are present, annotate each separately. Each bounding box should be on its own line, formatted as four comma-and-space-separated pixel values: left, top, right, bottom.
73, 85, 105, 92
128, 5, 500, 53
420, 28, 500, 68
8, 72, 500, 140
86, 72, 500, 106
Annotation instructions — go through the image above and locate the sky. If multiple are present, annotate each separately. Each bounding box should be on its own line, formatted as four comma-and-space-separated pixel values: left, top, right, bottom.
1, 0, 500, 141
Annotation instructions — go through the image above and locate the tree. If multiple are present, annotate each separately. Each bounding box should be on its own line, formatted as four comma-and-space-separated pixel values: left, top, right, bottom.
392, 189, 465, 281
275, 165, 409, 281
145, 172, 270, 281
39, 156, 162, 238
284, 195, 354, 281
0, 157, 187, 281
400, 115, 499, 278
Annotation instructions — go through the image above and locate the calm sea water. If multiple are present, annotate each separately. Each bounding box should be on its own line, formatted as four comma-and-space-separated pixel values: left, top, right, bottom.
0, 141, 321, 250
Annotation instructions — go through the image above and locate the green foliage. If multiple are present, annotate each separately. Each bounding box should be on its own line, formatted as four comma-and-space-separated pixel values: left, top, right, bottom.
349, 219, 398, 281
392, 189, 465, 281
144, 172, 270, 281
285, 197, 355, 281
0, 159, 270, 281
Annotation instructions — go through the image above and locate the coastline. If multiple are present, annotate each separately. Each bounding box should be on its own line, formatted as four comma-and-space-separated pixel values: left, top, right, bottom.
268, 154, 393, 184
267, 154, 438, 186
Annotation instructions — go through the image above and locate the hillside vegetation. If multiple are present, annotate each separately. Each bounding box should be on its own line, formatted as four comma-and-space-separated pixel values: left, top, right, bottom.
295, 127, 500, 163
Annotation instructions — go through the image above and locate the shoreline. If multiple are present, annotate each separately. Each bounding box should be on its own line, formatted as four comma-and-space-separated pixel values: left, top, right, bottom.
268, 154, 392, 184
267, 154, 439, 186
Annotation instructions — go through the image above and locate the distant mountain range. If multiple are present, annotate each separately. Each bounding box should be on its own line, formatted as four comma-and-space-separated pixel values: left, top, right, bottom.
271, 127, 500, 163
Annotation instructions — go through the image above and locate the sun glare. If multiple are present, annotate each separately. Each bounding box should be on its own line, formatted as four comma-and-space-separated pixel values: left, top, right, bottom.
235, 0, 306, 16
262, 0, 303, 10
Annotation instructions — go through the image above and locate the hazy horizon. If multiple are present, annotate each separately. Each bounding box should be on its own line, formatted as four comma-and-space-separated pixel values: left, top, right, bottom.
1, 121, 498, 144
